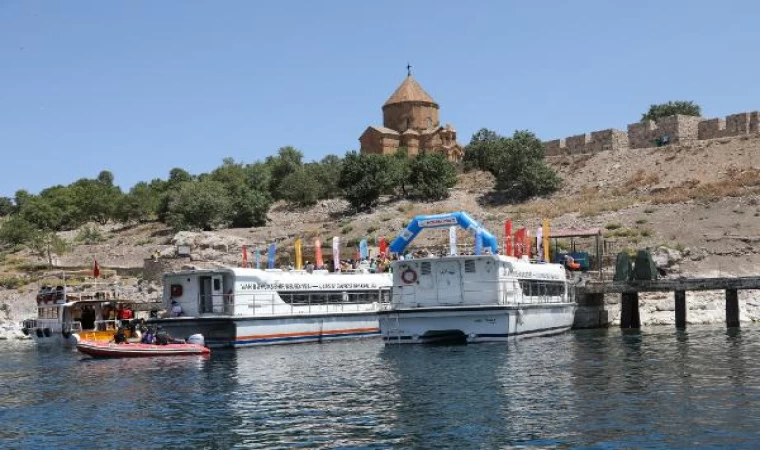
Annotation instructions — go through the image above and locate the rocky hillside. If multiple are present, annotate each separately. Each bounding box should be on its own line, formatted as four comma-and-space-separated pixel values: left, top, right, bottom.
2, 134, 760, 337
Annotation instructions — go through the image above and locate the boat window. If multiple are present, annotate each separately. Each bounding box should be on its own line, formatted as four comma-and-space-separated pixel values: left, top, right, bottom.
278, 289, 390, 305
421, 262, 431, 275
213, 279, 221, 291
465, 260, 476, 273
519, 281, 565, 299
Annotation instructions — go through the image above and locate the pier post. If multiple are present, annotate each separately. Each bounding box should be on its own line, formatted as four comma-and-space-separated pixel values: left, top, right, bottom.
674, 290, 686, 329
620, 292, 640, 329
726, 289, 740, 328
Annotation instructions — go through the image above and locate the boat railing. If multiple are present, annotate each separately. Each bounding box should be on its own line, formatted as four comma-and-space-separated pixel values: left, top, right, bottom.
386, 278, 573, 308
93, 319, 121, 331
198, 289, 391, 317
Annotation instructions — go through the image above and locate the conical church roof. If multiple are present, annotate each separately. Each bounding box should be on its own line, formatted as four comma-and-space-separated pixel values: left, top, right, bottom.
383, 75, 438, 107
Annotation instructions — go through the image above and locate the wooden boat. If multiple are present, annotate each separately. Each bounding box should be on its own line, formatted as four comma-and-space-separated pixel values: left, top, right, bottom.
76, 340, 210, 358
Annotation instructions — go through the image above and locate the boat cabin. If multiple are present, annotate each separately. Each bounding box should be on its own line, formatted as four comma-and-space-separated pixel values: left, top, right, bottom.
391, 254, 569, 308
162, 268, 393, 317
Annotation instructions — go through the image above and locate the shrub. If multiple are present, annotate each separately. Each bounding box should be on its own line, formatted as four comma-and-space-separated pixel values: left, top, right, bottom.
641, 101, 701, 122
75, 226, 105, 244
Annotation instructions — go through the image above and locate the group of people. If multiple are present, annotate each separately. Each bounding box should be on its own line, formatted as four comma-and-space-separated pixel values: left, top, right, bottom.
110, 319, 184, 345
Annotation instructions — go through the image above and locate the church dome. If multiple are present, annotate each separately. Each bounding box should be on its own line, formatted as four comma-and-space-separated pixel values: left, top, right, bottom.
383, 75, 438, 108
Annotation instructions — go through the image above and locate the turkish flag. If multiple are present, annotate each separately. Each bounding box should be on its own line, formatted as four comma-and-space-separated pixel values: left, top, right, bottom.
93, 259, 100, 278
379, 237, 387, 256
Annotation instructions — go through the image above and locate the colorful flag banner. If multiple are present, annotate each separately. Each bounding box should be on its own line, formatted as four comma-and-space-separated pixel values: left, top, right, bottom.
267, 243, 276, 269
332, 236, 340, 272
315, 238, 323, 268
449, 226, 457, 255
359, 239, 368, 260
294, 237, 303, 270
379, 237, 387, 256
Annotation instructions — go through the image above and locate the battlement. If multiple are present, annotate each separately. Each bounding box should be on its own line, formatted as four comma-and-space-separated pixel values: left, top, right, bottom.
544, 110, 760, 156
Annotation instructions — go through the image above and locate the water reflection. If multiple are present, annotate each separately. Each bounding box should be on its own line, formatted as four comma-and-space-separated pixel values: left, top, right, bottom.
4, 326, 760, 448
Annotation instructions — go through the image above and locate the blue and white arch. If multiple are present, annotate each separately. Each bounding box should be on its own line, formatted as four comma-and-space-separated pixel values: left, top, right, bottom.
389, 211, 499, 255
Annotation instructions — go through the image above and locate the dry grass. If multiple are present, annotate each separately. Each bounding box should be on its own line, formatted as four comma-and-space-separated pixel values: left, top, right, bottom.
511, 187, 638, 219
650, 168, 760, 205
612, 169, 660, 195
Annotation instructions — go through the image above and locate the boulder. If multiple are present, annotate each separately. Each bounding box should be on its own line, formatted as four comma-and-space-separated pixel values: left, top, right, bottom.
652, 246, 683, 269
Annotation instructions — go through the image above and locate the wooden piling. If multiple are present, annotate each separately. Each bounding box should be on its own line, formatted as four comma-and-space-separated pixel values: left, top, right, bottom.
675, 290, 686, 329
726, 289, 740, 328
620, 292, 640, 329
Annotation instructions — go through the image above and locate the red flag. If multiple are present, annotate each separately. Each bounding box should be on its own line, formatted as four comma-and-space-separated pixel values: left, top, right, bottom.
504, 220, 513, 256
242, 245, 248, 268
314, 238, 323, 268
379, 237, 387, 256
93, 259, 100, 278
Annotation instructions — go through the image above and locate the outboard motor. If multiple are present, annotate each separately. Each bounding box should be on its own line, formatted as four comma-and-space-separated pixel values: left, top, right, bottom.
186, 334, 205, 347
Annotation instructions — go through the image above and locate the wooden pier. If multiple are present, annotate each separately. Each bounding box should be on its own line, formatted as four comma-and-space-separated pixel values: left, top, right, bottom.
579, 276, 760, 329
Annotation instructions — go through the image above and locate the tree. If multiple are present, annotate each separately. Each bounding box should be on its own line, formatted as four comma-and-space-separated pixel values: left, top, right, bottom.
97, 170, 115, 186
314, 154, 343, 199
0, 197, 13, 217
463, 128, 504, 172
338, 152, 393, 211
266, 146, 304, 198
230, 188, 271, 228
408, 153, 457, 200
0, 216, 36, 247
165, 179, 232, 231
28, 231, 70, 268
490, 130, 562, 201
279, 166, 322, 206
385, 148, 412, 197
641, 101, 701, 122
14, 190, 32, 210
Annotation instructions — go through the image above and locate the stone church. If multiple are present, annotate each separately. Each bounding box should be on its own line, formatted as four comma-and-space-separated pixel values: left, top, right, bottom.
359, 74, 464, 162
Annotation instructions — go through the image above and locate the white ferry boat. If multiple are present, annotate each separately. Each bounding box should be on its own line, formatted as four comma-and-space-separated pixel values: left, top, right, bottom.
149, 267, 392, 348
21, 286, 149, 346
378, 211, 576, 344
378, 254, 576, 344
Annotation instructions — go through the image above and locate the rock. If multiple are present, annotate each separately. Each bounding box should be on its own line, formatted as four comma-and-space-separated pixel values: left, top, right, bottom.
652, 246, 683, 269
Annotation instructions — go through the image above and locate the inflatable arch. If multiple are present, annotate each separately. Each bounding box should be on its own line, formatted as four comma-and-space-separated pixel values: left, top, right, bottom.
389, 211, 499, 255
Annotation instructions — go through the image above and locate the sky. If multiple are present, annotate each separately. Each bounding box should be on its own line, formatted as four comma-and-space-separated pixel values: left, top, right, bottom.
2, 0, 760, 197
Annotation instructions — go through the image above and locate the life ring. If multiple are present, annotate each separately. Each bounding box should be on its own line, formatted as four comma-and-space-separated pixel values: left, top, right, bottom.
401, 268, 418, 284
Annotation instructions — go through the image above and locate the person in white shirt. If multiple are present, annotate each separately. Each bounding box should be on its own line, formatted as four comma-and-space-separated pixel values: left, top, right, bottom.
169, 300, 183, 317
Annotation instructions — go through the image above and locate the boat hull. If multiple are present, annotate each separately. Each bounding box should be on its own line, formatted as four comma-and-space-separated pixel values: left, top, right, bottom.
76, 341, 210, 357
378, 303, 576, 344
149, 311, 380, 348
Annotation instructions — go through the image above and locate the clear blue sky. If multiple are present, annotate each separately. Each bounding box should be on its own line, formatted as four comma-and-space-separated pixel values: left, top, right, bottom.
2, 1, 760, 197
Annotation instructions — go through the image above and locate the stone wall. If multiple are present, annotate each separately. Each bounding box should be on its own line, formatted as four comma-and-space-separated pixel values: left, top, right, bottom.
698, 112, 760, 140
627, 114, 701, 149
545, 110, 760, 156
545, 128, 628, 156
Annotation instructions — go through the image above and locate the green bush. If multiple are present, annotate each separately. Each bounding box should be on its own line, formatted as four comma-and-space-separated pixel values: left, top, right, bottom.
641, 101, 701, 122
75, 226, 105, 244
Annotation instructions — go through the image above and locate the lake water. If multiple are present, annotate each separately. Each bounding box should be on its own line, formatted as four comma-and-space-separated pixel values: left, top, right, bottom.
2, 325, 760, 449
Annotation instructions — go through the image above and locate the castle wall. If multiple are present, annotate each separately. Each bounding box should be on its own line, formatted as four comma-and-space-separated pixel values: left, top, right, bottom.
545, 110, 760, 156
544, 129, 627, 156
